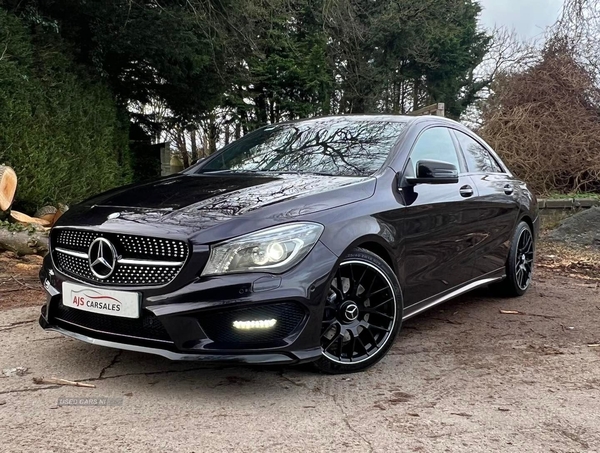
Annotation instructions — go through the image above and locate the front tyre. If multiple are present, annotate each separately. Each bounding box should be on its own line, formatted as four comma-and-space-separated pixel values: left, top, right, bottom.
494, 221, 535, 297
314, 248, 403, 374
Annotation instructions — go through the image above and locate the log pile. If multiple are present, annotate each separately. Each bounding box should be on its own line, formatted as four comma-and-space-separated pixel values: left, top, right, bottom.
0, 165, 67, 256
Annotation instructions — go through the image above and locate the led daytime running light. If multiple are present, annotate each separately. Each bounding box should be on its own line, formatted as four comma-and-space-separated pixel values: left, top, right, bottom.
232, 319, 277, 330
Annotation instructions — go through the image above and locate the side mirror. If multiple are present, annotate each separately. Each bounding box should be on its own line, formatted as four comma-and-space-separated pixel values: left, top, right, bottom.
405, 160, 459, 185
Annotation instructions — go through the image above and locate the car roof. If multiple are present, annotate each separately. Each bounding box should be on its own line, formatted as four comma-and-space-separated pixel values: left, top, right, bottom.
279, 114, 462, 128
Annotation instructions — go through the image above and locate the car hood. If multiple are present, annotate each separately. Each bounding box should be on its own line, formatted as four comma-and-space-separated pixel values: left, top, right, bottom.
60, 173, 376, 242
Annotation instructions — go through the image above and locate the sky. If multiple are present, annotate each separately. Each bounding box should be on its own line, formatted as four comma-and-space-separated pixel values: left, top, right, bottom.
478, 0, 565, 38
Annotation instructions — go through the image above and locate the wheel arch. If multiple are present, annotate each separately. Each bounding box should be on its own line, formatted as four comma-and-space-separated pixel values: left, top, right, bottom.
332, 233, 399, 279
519, 214, 534, 234
319, 215, 399, 277
354, 240, 395, 273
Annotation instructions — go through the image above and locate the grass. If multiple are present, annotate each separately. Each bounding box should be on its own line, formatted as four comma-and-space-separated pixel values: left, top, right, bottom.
547, 192, 600, 200
540, 210, 577, 232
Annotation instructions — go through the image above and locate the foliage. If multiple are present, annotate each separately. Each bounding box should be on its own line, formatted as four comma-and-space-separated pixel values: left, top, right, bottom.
0, 219, 37, 233
224, 0, 334, 130
1, 0, 492, 196
323, 0, 490, 117
478, 41, 600, 195
0, 10, 132, 212
478, 0, 600, 196
3, 0, 491, 131
548, 193, 600, 200
1, 0, 231, 130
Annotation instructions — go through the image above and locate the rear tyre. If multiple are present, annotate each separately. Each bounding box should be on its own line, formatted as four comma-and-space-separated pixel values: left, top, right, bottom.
313, 248, 402, 374
493, 221, 535, 297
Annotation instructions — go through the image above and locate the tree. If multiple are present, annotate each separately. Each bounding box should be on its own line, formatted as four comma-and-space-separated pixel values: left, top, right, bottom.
219, 0, 334, 131
323, 0, 490, 117
3, 0, 228, 125
2, 0, 493, 165
0, 9, 131, 211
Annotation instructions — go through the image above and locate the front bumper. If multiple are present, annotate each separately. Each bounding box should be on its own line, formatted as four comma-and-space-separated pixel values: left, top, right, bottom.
39, 241, 338, 365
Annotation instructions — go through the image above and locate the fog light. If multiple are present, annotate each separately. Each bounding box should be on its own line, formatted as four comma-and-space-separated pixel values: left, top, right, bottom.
233, 319, 277, 330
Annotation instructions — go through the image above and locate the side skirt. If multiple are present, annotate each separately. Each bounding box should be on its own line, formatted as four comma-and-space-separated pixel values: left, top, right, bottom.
402, 269, 505, 321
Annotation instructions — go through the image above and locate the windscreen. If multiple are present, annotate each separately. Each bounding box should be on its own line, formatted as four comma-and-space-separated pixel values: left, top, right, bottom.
196, 118, 407, 176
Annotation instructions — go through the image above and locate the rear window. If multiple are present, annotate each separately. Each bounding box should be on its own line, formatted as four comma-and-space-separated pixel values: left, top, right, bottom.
455, 131, 503, 173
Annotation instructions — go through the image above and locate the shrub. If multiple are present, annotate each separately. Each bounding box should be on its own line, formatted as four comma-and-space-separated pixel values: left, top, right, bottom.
478, 41, 600, 196
0, 10, 132, 213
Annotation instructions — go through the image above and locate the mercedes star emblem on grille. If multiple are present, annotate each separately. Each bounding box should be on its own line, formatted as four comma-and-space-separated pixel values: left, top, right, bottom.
88, 237, 117, 279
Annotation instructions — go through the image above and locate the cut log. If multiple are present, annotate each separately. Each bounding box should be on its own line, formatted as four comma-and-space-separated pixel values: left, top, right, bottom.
34, 205, 57, 223
0, 227, 48, 256
9, 210, 51, 227
0, 165, 17, 212
52, 203, 69, 224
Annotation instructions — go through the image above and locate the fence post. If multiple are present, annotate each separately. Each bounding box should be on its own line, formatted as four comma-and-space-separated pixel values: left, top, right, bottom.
408, 103, 445, 117
160, 142, 171, 176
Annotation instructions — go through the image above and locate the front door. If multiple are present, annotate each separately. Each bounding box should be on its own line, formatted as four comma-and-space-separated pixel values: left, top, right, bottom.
394, 126, 480, 307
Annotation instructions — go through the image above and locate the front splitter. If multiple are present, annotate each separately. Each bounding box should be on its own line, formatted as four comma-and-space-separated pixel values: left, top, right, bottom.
40, 316, 322, 365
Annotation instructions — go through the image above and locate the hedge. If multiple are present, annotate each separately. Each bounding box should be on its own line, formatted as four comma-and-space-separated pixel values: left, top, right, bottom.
0, 10, 132, 213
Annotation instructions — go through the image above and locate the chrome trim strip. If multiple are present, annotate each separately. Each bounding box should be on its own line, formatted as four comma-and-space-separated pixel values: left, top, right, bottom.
45, 325, 296, 363
55, 248, 184, 267
402, 276, 503, 321
55, 247, 89, 259
117, 258, 184, 267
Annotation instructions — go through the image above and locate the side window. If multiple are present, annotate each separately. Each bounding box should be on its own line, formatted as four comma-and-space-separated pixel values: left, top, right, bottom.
454, 131, 503, 173
407, 127, 460, 177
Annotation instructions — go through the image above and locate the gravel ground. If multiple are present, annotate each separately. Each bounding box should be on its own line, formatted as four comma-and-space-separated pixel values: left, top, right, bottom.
1, 266, 599, 452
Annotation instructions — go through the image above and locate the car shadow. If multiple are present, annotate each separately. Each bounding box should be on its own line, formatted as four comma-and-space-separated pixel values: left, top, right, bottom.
43, 284, 515, 395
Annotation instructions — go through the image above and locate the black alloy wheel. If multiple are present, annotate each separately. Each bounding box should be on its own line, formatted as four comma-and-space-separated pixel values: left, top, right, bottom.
314, 248, 402, 374
494, 221, 535, 297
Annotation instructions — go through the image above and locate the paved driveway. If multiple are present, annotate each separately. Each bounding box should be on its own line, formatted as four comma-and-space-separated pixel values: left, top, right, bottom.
1, 274, 599, 452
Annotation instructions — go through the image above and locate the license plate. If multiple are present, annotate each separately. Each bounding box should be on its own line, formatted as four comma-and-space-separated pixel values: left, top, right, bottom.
62, 282, 140, 319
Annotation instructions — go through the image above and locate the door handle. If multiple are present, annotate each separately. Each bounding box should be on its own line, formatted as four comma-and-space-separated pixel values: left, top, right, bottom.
504, 184, 514, 195
459, 185, 474, 198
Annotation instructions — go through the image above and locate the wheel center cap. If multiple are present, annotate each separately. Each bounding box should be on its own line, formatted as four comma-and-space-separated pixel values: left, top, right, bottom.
341, 301, 359, 322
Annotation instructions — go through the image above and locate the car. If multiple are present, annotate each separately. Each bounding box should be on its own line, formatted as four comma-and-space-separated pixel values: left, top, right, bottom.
39, 115, 538, 374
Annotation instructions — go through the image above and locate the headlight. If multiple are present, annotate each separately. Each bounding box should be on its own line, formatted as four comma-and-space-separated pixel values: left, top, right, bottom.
201, 222, 324, 276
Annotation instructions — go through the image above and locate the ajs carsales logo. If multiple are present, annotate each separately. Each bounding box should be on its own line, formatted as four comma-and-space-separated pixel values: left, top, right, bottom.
71, 289, 122, 312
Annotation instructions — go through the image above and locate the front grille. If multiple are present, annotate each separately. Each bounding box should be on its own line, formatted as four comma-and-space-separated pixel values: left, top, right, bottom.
199, 303, 306, 348
53, 301, 172, 343
51, 229, 188, 286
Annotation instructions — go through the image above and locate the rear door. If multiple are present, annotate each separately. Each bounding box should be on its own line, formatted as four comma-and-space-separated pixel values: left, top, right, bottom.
397, 126, 480, 307
451, 129, 520, 277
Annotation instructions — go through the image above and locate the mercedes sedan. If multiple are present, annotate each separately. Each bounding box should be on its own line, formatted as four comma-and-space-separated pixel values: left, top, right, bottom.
39, 115, 538, 373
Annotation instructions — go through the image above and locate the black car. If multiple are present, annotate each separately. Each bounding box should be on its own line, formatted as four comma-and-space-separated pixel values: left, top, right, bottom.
39, 115, 538, 373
